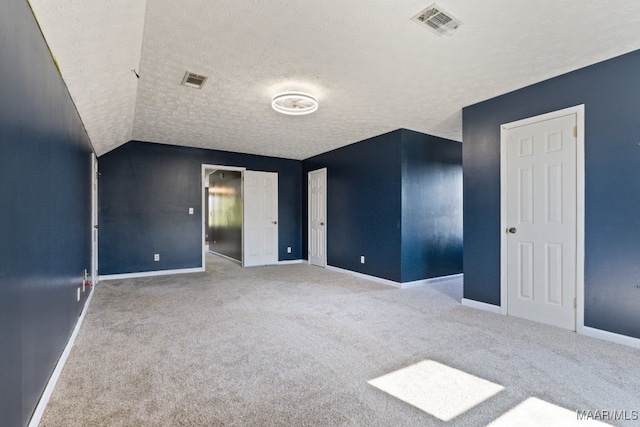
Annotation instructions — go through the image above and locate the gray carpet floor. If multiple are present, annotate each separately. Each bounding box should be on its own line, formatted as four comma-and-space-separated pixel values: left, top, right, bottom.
40, 254, 640, 426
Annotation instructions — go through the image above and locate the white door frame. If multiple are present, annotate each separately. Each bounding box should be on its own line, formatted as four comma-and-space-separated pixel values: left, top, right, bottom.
308, 168, 327, 267
91, 154, 99, 285
201, 164, 246, 269
500, 104, 585, 332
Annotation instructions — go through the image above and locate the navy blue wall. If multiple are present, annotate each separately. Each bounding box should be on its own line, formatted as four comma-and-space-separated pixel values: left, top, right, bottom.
401, 130, 463, 282
303, 129, 463, 283
99, 141, 301, 274
303, 130, 403, 281
463, 50, 640, 339
0, 2, 94, 425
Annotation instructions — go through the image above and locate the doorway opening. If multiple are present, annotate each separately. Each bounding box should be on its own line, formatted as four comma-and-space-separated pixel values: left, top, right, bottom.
201, 165, 280, 269
202, 165, 245, 269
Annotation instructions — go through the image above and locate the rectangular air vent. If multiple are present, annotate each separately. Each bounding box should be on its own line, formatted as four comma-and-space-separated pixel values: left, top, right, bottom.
412, 3, 461, 36
181, 71, 207, 89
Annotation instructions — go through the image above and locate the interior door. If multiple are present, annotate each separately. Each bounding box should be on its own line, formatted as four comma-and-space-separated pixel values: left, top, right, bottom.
91, 154, 98, 284
308, 168, 327, 267
505, 112, 577, 330
243, 171, 278, 267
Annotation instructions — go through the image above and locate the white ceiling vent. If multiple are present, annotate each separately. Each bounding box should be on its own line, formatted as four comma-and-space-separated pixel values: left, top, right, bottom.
181, 71, 207, 89
412, 4, 461, 36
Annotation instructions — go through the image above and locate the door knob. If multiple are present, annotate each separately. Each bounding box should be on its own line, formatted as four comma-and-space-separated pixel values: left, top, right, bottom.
320, 222, 325, 226
272, 221, 278, 225
507, 227, 517, 234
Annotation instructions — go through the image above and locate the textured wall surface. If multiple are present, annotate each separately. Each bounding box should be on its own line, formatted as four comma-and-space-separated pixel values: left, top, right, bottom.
0, 2, 94, 425
99, 142, 301, 275
463, 49, 640, 339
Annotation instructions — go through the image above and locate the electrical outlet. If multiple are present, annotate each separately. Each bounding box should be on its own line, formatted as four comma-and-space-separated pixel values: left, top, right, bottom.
287, 246, 292, 253
361, 255, 365, 264
188, 207, 194, 215
77, 287, 81, 302
154, 254, 160, 261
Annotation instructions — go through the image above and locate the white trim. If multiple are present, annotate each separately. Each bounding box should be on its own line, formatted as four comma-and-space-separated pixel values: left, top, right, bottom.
91, 154, 99, 286
99, 267, 203, 281
326, 265, 462, 289
575, 108, 586, 334
499, 105, 585, 327
461, 298, 502, 314
327, 265, 400, 288
277, 259, 304, 265
201, 164, 246, 270
28, 286, 95, 427
400, 273, 464, 289
581, 326, 640, 349
308, 168, 327, 268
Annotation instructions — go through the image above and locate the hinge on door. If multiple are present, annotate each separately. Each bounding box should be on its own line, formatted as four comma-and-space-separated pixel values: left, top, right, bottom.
573, 298, 577, 308
573, 126, 577, 138
95, 171, 100, 179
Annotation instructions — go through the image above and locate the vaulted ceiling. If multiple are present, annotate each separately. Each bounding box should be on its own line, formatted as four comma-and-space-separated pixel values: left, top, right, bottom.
30, 1, 640, 159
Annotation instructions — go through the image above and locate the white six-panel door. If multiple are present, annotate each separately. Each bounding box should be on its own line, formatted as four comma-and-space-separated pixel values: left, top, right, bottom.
503, 111, 578, 330
243, 171, 278, 267
308, 168, 327, 267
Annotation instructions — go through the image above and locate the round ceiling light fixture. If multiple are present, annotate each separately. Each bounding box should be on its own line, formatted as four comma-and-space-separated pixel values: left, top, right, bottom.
271, 92, 318, 115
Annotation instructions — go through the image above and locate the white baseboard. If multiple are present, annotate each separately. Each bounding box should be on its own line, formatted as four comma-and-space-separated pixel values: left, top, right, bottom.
461, 298, 502, 314
28, 286, 95, 427
581, 326, 640, 349
326, 266, 402, 288
400, 273, 463, 289
460, 299, 640, 349
277, 259, 304, 265
99, 267, 203, 281
326, 266, 462, 289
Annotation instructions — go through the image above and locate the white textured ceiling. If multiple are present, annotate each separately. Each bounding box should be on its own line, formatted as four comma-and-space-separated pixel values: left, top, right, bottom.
30, 1, 640, 159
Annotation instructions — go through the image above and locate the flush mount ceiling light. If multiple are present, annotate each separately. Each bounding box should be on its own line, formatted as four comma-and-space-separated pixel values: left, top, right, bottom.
271, 92, 318, 115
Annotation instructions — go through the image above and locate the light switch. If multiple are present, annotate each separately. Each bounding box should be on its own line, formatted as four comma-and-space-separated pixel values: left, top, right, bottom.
189, 208, 194, 215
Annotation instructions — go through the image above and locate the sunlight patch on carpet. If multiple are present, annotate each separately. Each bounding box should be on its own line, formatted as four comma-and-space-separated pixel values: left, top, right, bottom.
368, 360, 504, 421
487, 397, 612, 427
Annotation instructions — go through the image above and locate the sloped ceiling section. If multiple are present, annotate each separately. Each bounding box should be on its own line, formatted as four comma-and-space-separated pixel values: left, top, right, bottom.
29, 0, 146, 155
31, 1, 640, 159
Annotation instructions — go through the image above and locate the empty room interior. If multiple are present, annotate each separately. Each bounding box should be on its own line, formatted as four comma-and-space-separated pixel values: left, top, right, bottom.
3, 1, 640, 426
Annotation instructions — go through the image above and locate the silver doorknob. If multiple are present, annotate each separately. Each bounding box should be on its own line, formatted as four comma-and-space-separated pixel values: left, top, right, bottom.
272, 221, 278, 225
508, 227, 517, 234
